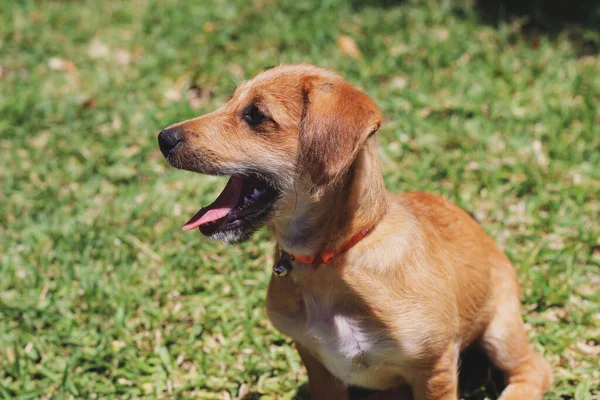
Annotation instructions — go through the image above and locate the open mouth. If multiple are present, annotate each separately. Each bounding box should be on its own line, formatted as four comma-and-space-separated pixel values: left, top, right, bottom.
182, 174, 279, 238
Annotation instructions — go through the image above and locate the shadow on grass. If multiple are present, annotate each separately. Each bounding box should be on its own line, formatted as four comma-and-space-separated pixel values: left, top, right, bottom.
475, 0, 600, 31
475, 0, 600, 55
352, 0, 600, 55
458, 344, 506, 399
293, 383, 311, 400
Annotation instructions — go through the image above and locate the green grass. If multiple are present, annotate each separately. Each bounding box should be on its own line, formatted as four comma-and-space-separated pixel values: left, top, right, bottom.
1, 0, 599, 398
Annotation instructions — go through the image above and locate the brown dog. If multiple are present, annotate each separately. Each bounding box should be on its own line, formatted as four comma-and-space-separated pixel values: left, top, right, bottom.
158, 64, 552, 399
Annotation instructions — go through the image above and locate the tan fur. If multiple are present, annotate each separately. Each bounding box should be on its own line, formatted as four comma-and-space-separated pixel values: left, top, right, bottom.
165, 64, 552, 399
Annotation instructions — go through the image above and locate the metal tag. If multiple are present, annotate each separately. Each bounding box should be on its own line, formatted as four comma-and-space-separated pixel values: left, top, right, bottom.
273, 252, 293, 277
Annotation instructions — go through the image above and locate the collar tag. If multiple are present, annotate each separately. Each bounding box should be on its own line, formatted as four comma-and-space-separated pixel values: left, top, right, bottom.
273, 252, 294, 277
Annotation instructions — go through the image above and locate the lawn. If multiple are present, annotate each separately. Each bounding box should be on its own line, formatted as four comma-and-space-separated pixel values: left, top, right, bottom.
1, 0, 599, 398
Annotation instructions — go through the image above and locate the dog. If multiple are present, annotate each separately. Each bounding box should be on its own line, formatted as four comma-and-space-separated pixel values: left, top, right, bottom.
158, 64, 552, 399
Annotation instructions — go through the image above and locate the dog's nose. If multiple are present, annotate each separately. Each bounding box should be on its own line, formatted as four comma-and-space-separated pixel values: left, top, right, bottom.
158, 128, 182, 157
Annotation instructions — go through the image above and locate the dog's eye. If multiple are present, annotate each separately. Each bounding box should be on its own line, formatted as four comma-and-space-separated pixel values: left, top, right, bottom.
243, 105, 267, 126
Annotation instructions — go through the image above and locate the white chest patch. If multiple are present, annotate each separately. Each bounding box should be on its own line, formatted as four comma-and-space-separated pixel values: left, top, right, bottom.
301, 295, 392, 387
309, 313, 372, 364
268, 288, 410, 390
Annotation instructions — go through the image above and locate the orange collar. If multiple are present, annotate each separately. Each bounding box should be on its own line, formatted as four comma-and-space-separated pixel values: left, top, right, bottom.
290, 228, 371, 265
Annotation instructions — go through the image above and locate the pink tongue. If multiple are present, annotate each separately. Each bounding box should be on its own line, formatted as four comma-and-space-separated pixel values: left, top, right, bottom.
182, 176, 244, 231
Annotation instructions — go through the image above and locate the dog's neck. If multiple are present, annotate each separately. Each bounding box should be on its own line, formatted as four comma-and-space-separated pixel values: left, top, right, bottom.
272, 140, 387, 257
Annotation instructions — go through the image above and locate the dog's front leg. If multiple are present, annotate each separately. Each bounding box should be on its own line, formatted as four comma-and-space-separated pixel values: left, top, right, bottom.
410, 342, 459, 400
296, 342, 349, 400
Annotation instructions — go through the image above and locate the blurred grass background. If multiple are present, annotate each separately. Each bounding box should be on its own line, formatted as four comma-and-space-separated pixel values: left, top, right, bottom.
1, 0, 599, 398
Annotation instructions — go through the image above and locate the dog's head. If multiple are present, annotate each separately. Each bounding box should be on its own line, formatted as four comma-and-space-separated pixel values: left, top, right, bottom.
158, 64, 381, 244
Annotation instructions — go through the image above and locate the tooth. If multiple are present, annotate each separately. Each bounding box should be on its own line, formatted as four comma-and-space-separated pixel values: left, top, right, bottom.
257, 188, 266, 195
243, 196, 251, 205
253, 189, 261, 198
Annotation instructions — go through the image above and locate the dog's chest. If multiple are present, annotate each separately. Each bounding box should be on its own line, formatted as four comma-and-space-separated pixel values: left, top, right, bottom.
277, 291, 402, 389
307, 299, 368, 355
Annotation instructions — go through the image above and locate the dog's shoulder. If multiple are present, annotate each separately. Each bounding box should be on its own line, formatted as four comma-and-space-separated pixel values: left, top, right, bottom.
395, 191, 479, 226
398, 191, 453, 208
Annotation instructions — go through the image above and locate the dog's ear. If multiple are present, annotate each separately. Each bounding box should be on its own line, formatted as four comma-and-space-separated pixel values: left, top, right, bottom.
299, 76, 381, 191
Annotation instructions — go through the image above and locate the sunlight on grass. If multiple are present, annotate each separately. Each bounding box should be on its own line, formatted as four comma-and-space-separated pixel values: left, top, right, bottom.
1, 0, 598, 398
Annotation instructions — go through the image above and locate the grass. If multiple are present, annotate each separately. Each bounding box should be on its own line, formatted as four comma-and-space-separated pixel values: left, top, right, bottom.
1, 0, 599, 398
